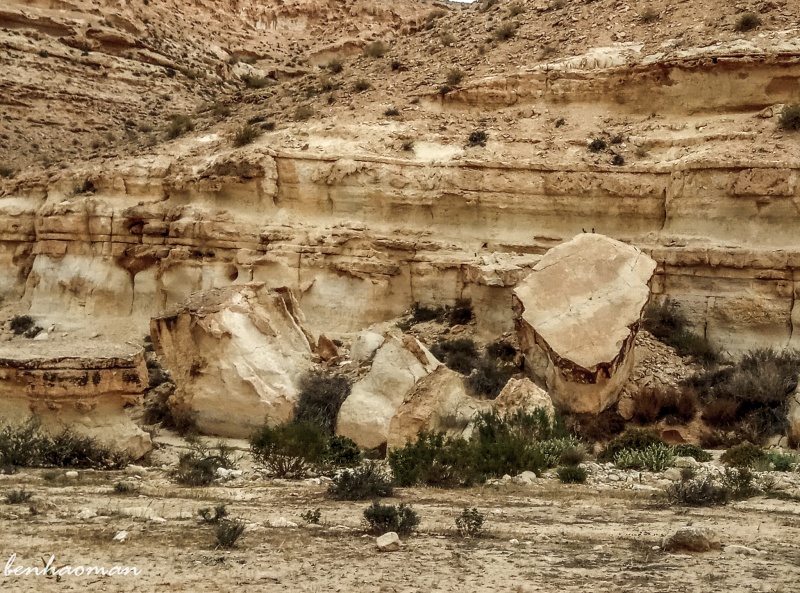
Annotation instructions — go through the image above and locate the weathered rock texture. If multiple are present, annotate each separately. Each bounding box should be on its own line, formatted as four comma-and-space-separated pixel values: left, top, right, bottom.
386, 366, 490, 450
493, 378, 556, 420
513, 234, 657, 414
337, 331, 439, 450
150, 284, 315, 438
0, 341, 151, 459
788, 380, 800, 447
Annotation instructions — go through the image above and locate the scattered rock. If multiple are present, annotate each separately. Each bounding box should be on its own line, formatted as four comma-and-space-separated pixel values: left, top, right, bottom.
113, 531, 128, 542
268, 517, 298, 528
663, 468, 683, 482
662, 526, 721, 553
376, 531, 401, 552
674, 456, 699, 468
65, 471, 79, 480
513, 234, 656, 414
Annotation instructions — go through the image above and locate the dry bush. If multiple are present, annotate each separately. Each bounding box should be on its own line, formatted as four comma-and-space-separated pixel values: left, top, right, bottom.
631, 385, 698, 425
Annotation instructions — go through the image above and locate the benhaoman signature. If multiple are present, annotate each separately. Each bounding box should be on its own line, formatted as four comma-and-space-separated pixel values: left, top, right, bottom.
4, 554, 141, 577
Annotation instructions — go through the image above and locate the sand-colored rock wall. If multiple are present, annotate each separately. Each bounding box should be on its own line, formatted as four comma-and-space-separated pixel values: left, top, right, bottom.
2, 150, 800, 352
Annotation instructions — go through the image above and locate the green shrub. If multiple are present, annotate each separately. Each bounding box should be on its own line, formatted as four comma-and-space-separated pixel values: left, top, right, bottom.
449, 298, 473, 326
232, 124, 262, 147
5, 489, 33, 504
598, 428, 665, 462
165, 114, 194, 139
507, 3, 525, 17
446, 69, 464, 86
301, 508, 321, 524
0, 420, 127, 471
363, 502, 419, 535
323, 435, 361, 467
613, 443, 675, 472
326, 59, 343, 73
721, 467, 759, 499
455, 507, 485, 537
384, 107, 400, 117
410, 303, 445, 323
174, 440, 238, 486
327, 462, 393, 500
294, 372, 351, 435
558, 445, 588, 466
690, 349, 800, 441
468, 130, 487, 147
199, 504, 228, 524
665, 476, 732, 506
767, 451, 799, 472
734, 12, 761, 32
631, 385, 698, 425
353, 79, 371, 93
672, 444, 712, 462
363, 41, 388, 58
557, 465, 588, 483
588, 138, 607, 152
0, 166, 14, 179
493, 21, 518, 42
440, 33, 457, 47
471, 410, 562, 478
10, 315, 35, 335
388, 432, 477, 487
642, 299, 718, 364
241, 74, 270, 89
779, 103, 800, 131
250, 421, 326, 477
113, 481, 139, 494
721, 442, 767, 468
567, 409, 625, 443
215, 519, 245, 548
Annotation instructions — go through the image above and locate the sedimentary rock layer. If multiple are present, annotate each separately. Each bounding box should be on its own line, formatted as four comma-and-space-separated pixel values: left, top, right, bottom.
0, 341, 151, 458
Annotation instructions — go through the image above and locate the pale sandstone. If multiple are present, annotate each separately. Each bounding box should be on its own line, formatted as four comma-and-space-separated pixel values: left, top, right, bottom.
150, 284, 314, 438
513, 234, 656, 414
336, 330, 439, 450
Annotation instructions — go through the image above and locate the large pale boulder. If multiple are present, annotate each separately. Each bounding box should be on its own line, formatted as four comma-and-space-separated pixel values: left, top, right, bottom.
387, 366, 491, 450
150, 284, 314, 438
337, 331, 439, 449
513, 234, 656, 414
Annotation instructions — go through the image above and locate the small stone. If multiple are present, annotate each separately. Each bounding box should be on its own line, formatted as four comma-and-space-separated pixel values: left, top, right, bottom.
113, 531, 128, 542
725, 544, 762, 556
268, 517, 298, 528
125, 465, 146, 476
376, 532, 401, 552
76, 508, 97, 520
663, 468, 683, 482
509, 539, 520, 545
65, 471, 79, 480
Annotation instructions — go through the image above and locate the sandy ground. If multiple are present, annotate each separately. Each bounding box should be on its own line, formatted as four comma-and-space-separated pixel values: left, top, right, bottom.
0, 437, 798, 593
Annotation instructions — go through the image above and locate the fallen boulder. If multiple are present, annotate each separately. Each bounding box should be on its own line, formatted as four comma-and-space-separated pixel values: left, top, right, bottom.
387, 366, 490, 450
337, 331, 439, 450
493, 377, 555, 420
376, 531, 401, 552
513, 234, 656, 414
150, 284, 314, 438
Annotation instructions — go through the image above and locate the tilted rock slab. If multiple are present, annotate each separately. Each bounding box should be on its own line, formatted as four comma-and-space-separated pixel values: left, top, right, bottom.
386, 372, 556, 450
0, 341, 152, 459
151, 284, 314, 438
513, 234, 656, 414
337, 330, 439, 450
386, 366, 491, 450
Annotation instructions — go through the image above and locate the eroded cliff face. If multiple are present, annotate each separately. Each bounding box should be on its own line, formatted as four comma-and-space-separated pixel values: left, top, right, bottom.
2, 140, 799, 354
